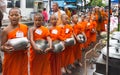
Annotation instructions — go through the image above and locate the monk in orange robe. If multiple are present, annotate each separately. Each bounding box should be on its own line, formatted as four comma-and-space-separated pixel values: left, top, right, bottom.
1, 8, 28, 75
49, 14, 65, 75
64, 7, 71, 20
72, 14, 86, 66
52, 2, 66, 26
59, 14, 75, 74
78, 15, 87, 50
95, 7, 102, 35
29, 13, 52, 75
90, 15, 97, 43
84, 16, 92, 48
99, 8, 106, 31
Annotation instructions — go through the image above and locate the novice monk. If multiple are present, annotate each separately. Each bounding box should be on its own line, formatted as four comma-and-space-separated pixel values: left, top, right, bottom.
84, 16, 92, 48
78, 15, 87, 50
90, 15, 97, 44
60, 14, 75, 74
1, 8, 29, 75
72, 14, 86, 67
49, 14, 65, 75
29, 13, 52, 75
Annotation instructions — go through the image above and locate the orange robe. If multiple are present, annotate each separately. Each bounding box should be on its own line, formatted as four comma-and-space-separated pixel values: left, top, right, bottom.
2, 24, 28, 75
56, 9, 62, 25
95, 12, 102, 33
30, 26, 51, 75
84, 22, 92, 47
100, 11, 106, 31
73, 23, 84, 60
60, 24, 75, 67
90, 21, 97, 43
49, 26, 63, 75
78, 21, 87, 49
66, 10, 71, 20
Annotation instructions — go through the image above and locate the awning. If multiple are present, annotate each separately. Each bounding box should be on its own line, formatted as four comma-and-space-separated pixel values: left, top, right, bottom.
111, 0, 119, 3
64, 0, 77, 2
65, 4, 77, 8
77, 2, 83, 6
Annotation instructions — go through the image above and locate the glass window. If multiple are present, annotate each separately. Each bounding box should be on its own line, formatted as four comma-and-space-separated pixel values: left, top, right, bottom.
7, 0, 20, 8
26, 0, 34, 8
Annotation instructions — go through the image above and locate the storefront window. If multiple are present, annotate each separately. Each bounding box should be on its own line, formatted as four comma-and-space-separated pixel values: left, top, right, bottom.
26, 0, 34, 8
7, 0, 20, 8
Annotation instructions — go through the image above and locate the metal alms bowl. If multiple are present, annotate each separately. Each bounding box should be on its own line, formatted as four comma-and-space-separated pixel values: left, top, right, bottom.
76, 34, 86, 43
7, 37, 29, 51
65, 37, 75, 46
35, 40, 49, 51
52, 40, 64, 53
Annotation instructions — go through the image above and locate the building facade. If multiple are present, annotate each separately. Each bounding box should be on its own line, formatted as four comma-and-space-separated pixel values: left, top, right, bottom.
4, 0, 50, 20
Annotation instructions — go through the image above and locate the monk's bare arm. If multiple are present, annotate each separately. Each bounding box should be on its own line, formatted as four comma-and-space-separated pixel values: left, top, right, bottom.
1, 27, 14, 52
29, 27, 41, 51
29, 27, 36, 49
1, 28, 8, 45
47, 36, 52, 49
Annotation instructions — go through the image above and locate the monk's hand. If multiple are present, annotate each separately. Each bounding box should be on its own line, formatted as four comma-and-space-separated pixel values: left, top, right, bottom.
74, 39, 76, 45
44, 47, 53, 53
1, 43, 14, 53
61, 42, 65, 51
23, 44, 30, 50
34, 47, 43, 54
76, 37, 80, 42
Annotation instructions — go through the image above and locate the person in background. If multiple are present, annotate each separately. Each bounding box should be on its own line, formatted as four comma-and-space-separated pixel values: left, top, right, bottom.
64, 7, 71, 21
42, 8, 48, 22
52, 2, 66, 25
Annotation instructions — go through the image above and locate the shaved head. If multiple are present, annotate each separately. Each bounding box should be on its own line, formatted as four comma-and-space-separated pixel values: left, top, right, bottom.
9, 7, 21, 15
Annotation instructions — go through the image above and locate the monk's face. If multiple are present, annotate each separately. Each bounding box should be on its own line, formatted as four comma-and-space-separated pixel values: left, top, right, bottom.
81, 15, 85, 21
34, 16, 43, 27
62, 15, 69, 24
50, 15, 57, 26
92, 11, 95, 14
95, 8, 99, 12
52, 3, 59, 12
86, 16, 90, 22
72, 15, 78, 24
8, 9, 22, 25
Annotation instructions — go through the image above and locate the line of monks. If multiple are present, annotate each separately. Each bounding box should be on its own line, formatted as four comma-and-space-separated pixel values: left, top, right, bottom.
1, 7, 109, 75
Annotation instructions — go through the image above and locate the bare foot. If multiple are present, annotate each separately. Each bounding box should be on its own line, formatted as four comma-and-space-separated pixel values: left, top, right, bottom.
78, 62, 82, 67
61, 67, 66, 74
65, 67, 72, 74
71, 64, 76, 69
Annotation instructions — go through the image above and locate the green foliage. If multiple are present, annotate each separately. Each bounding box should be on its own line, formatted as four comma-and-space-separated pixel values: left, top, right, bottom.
91, 0, 106, 7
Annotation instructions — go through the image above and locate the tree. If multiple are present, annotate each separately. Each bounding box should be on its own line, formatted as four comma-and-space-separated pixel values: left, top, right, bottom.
90, 0, 106, 7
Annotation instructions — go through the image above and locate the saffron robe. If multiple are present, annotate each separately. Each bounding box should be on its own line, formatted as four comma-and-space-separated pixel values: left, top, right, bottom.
2, 24, 28, 75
